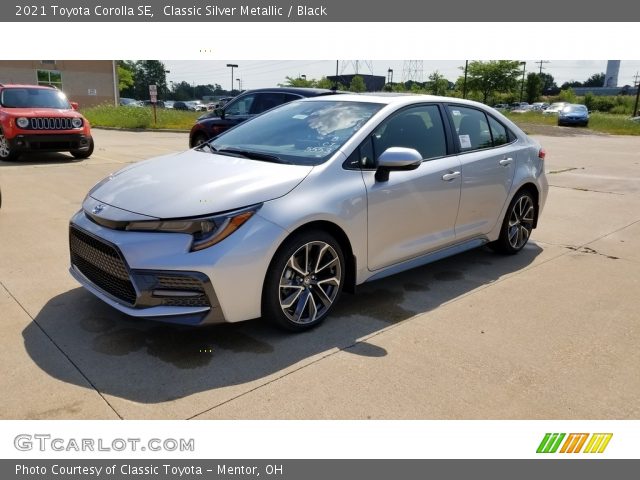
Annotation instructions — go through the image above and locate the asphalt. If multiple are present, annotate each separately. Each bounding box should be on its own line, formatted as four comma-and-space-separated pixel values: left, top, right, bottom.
0, 128, 638, 419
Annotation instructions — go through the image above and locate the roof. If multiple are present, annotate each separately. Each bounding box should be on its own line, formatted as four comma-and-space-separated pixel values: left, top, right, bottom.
241, 87, 337, 97
0, 83, 56, 89
302, 92, 483, 106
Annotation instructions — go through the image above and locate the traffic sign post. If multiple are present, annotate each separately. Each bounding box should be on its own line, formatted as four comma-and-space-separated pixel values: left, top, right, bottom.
149, 85, 158, 125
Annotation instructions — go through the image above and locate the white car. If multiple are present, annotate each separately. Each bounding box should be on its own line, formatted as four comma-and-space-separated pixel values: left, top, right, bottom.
69, 94, 548, 331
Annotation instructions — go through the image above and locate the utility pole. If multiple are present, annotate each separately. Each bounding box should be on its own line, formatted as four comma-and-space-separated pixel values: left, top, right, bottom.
536, 60, 550, 75
633, 71, 640, 117
519, 62, 527, 103
462, 60, 468, 99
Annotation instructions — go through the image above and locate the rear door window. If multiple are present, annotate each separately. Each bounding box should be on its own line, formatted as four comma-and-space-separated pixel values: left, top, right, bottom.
447, 106, 492, 152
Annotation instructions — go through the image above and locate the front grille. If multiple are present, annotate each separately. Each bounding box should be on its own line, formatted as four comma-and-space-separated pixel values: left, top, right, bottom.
155, 275, 210, 308
29, 117, 77, 130
69, 226, 137, 305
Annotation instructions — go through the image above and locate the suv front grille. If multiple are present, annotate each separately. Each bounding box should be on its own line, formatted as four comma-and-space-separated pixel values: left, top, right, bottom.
29, 117, 77, 130
69, 226, 137, 305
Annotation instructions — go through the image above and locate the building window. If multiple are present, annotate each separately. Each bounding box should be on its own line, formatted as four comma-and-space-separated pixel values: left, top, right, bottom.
41, 60, 56, 65
37, 70, 62, 89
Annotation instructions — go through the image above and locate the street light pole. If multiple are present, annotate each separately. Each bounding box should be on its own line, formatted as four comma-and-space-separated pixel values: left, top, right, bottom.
236, 78, 242, 91
226, 63, 238, 93
519, 61, 527, 103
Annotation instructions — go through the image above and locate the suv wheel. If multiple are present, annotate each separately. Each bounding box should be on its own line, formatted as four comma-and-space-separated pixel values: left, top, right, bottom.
70, 138, 94, 159
191, 133, 208, 148
263, 230, 345, 332
0, 130, 20, 161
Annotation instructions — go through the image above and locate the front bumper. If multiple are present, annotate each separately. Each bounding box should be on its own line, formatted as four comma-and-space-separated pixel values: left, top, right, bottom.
69, 208, 287, 325
558, 117, 588, 125
9, 133, 91, 153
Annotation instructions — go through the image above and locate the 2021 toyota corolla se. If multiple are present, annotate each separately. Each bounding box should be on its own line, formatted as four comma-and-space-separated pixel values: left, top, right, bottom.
69, 94, 548, 331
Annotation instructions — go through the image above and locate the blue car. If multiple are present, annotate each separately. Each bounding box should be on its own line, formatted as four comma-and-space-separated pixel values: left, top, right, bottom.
558, 104, 589, 127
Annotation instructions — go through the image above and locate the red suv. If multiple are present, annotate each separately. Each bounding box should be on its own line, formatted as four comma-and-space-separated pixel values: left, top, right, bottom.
0, 84, 93, 161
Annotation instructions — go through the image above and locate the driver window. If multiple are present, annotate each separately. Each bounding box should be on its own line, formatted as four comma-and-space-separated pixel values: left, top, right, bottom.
224, 94, 256, 115
372, 105, 447, 162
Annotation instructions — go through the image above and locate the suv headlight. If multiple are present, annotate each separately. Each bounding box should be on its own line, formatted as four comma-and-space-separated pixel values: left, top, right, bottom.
125, 204, 261, 252
71, 117, 83, 128
16, 117, 29, 128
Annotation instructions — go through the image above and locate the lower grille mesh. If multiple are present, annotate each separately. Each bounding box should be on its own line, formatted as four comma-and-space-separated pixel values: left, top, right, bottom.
69, 226, 137, 305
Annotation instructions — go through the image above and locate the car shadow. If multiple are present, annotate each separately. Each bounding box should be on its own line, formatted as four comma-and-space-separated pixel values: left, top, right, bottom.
0, 152, 83, 167
23, 243, 543, 405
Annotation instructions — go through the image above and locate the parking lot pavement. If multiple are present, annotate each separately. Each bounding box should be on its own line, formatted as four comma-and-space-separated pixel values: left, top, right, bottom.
1, 129, 639, 419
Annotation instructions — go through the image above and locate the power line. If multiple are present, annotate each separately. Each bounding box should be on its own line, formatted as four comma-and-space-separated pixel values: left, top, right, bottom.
535, 60, 550, 74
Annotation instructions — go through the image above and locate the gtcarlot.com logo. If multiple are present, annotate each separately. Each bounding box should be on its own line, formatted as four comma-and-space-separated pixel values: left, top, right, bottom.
536, 433, 613, 454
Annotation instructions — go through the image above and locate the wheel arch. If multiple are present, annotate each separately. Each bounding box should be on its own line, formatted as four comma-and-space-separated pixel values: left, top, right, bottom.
267, 220, 357, 295
512, 182, 540, 228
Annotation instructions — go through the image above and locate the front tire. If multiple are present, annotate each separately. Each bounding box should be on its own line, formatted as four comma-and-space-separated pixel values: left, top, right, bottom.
491, 190, 536, 254
0, 131, 20, 161
71, 138, 94, 159
263, 230, 345, 332
191, 132, 208, 148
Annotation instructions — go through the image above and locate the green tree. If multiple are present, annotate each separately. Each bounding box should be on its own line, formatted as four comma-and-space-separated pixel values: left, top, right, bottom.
558, 88, 577, 103
525, 72, 543, 103
538, 72, 557, 92
132, 60, 168, 100
117, 61, 135, 93
280, 76, 315, 87
349, 75, 366, 92
427, 70, 449, 96
584, 72, 606, 87
459, 60, 522, 104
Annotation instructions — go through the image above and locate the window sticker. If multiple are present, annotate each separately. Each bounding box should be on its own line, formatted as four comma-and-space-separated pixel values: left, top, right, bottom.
459, 134, 472, 149
451, 110, 461, 116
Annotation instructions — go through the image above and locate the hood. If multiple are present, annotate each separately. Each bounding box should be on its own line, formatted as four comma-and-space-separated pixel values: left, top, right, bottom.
89, 149, 313, 218
3, 108, 81, 117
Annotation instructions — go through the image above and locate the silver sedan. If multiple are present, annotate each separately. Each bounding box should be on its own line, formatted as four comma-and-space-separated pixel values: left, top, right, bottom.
69, 94, 548, 331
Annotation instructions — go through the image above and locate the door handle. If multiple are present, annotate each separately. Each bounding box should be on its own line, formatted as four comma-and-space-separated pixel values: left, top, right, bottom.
499, 158, 513, 166
442, 171, 461, 181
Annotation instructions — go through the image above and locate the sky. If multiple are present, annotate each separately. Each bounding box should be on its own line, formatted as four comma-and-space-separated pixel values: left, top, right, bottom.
162, 60, 640, 90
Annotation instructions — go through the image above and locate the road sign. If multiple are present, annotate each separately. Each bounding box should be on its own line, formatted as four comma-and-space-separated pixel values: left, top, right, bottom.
150, 93, 157, 103
149, 84, 157, 95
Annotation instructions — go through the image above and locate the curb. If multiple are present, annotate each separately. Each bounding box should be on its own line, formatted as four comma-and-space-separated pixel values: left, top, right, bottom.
93, 126, 189, 134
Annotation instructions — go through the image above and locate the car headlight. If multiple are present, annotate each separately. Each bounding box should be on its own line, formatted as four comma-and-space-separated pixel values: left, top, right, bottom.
71, 117, 83, 128
125, 204, 261, 251
16, 117, 29, 128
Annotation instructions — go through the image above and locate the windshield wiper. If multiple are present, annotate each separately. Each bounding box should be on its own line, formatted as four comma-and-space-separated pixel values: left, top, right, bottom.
215, 148, 290, 164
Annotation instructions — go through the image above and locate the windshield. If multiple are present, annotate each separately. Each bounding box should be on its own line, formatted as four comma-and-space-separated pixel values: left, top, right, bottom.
208, 100, 383, 166
0, 88, 71, 109
564, 105, 587, 113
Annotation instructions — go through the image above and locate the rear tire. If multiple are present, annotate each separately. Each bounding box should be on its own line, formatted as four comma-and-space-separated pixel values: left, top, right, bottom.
71, 138, 94, 159
262, 230, 345, 332
490, 190, 536, 255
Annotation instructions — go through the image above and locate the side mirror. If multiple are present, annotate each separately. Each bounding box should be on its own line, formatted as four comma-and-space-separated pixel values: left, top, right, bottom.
214, 107, 225, 119
375, 147, 423, 182
70, 102, 79, 110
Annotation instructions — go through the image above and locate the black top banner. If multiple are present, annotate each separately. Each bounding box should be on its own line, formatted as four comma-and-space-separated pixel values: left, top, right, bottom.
5, 0, 640, 21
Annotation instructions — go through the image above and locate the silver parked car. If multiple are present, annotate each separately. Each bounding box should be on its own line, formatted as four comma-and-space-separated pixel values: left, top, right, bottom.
69, 94, 548, 331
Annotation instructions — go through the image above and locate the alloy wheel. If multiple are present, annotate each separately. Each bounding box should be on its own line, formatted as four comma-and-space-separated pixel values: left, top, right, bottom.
507, 194, 534, 250
278, 241, 342, 325
0, 134, 10, 158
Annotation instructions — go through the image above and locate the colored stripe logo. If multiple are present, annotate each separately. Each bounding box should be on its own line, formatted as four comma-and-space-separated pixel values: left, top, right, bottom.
537, 433, 612, 454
